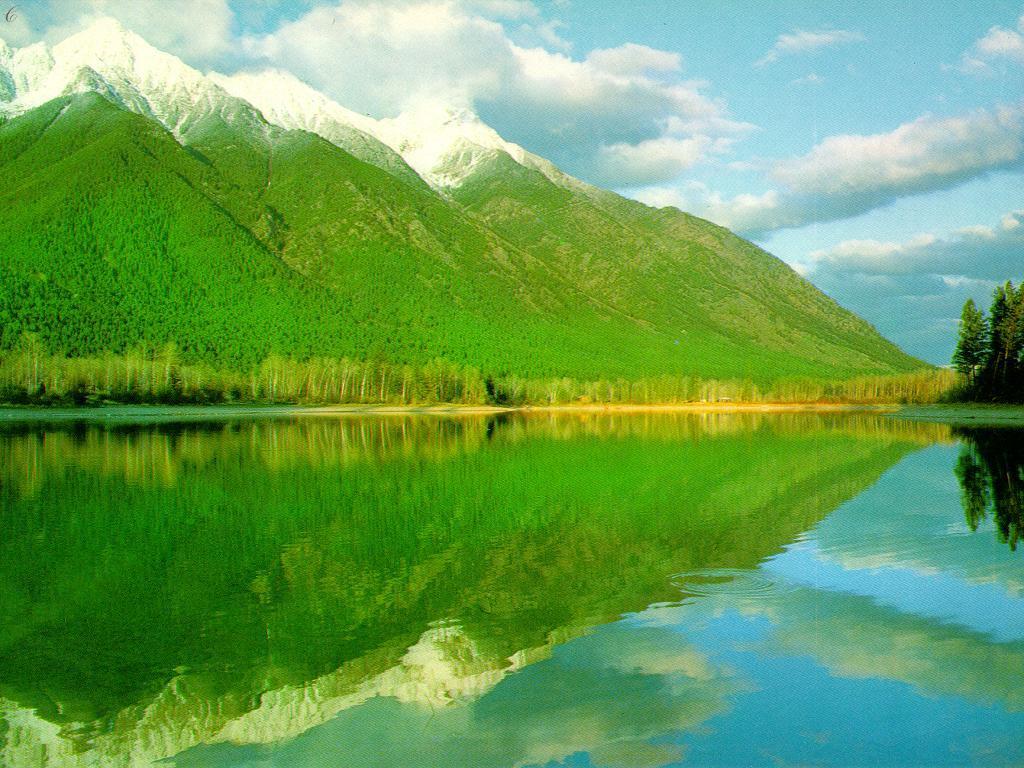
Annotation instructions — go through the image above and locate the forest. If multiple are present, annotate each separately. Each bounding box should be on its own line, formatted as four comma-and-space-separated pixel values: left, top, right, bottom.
952, 281, 1024, 402
0, 334, 954, 407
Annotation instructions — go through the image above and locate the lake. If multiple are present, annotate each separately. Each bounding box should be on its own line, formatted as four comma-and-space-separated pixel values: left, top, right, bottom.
0, 411, 1021, 767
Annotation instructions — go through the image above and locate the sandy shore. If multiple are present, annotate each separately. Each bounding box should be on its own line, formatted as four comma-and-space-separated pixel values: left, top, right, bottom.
0, 401, 904, 423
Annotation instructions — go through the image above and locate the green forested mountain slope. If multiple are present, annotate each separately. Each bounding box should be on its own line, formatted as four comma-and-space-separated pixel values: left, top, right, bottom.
0, 92, 923, 383
451, 151, 922, 378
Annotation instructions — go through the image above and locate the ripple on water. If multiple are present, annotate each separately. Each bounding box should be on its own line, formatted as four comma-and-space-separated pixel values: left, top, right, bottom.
670, 568, 797, 600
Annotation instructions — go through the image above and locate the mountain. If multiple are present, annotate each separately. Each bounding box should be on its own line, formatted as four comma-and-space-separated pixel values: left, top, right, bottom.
209, 69, 429, 190
0, 18, 267, 140
0, 19, 925, 387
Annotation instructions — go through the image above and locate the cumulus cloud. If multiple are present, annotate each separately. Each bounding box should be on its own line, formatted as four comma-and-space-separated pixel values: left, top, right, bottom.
632, 103, 1024, 236
24, 0, 235, 63
797, 211, 1024, 362
240, 1, 516, 112
958, 13, 1024, 73
586, 43, 682, 77
236, 0, 748, 187
631, 182, 782, 233
805, 211, 1024, 280
597, 136, 714, 186
755, 28, 863, 67
770, 104, 1024, 198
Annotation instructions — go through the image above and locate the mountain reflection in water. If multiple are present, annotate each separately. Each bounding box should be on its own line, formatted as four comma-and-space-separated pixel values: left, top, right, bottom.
3, 412, 1020, 767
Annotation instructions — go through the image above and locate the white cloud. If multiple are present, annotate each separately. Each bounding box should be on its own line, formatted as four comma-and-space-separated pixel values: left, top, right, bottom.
807, 234, 937, 273
958, 13, 1024, 73
1002, 210, 1024, 230
755, 28, 863, 67
236, 1, 747, 187
797, 210, 1024, 362
34, 0, 234, 63
770, 104, 1024, 198
597, 136, 712, 185
639, 102, 1024, 236
954, 224, 996, 239
630, 182, 783, 233
517, 18, 571, 52
586, 43, 682, 77
240, 1, 515, 112
805, 211, 1024, 280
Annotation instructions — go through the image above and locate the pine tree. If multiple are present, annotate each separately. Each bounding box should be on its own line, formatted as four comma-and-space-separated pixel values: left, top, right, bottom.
952, 298, 987, 387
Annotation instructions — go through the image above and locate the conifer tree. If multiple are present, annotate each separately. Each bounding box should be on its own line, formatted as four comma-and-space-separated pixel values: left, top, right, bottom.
952, 298, 987, 386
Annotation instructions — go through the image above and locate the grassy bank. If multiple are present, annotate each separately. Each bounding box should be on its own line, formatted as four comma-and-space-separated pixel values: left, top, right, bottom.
0, 347, 957, 408
893, 404, 1024, 426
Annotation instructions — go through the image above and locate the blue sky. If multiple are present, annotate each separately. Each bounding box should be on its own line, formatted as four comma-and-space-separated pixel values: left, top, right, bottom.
6, 0, 1023, 363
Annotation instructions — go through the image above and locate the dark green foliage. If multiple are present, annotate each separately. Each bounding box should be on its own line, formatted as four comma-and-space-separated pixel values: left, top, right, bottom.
0, 93, 923, 391
951, 282, 1024, 402
953, 299, 987, 385
954, 428, 1024, 550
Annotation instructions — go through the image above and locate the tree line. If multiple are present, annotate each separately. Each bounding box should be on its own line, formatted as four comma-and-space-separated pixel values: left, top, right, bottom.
952, 281, 1024, 402
0, 335, 953, 407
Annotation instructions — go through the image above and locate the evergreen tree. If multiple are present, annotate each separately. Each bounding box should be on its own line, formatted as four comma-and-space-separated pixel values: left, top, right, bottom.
984, 284, 1010, 393
952, 298, 987, 387
984, 282, 1024, 397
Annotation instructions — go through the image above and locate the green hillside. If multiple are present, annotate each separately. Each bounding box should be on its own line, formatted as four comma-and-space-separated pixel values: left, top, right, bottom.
0, 92, 924, 388
452, 152, 922, 378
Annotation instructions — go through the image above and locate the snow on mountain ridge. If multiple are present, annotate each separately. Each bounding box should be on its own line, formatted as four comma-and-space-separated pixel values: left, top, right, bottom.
211, 69, 379, 140
0, 18, 265, 139
213, 69, 534, 190
1, 18, 594, 196
376, 101, 598, 195
375, 102, 526, 188
212, 66, 584, 192
210, 68, 427, 188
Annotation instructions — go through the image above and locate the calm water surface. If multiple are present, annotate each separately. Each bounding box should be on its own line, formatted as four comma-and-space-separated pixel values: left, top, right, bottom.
0, 412, 1021, 767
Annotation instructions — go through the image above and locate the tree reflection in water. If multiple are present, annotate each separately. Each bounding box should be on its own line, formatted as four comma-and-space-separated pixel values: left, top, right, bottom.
955, 428, 1024, 551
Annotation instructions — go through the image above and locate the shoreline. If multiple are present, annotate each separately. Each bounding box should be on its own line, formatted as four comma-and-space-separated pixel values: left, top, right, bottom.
0, 401, 1021, 424
0, 401, 903, 423
890, 404, 1024, 426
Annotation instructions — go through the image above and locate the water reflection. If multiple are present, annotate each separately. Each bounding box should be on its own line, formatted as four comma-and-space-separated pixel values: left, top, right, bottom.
955, 428, 1024, 551
0, 412, 984, 767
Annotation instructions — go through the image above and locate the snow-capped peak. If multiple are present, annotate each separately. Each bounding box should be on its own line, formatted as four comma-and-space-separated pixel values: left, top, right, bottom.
211, 68, 426, 187
210, 70, 560, 191
210, 65, 581, 192
0, 17, 262, 139
52, 17, 149, 71
375, 101, 535, 188
0, 19, 591, 196
211, 69, 380, 142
